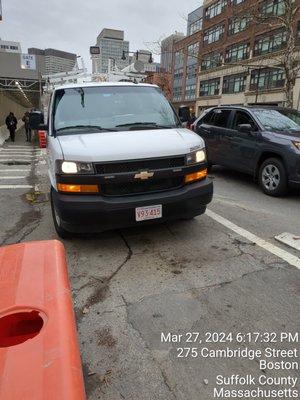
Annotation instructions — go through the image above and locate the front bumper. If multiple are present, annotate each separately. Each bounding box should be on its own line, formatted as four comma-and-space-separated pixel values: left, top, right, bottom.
52, 178, 213, 233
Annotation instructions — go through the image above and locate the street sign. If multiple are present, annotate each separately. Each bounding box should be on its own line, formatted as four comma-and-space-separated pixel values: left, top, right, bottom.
20, 54, 36, 70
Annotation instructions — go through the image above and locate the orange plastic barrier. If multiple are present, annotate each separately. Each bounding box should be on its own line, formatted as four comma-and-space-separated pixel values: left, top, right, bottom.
0, 240, 86, 400
38, 130, 47, 148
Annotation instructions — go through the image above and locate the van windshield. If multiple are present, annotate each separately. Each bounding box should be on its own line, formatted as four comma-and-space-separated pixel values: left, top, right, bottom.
53, 86, 180, 134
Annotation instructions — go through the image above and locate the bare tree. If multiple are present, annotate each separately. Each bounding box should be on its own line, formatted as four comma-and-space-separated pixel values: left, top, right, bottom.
246, 0, 300, 108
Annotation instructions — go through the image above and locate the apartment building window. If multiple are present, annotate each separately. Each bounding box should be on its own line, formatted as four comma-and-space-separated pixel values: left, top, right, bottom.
174, 67, 184, 80
232, 0, 245, 5
298, 21, 300, 40
188, 19, 203, 35
201, 52, 222, 70
185, 84, 197, 100
174, 51, 184, 67
225, 42, 250, 63
254, 30, 287, 56
205, 0, 227, 19
173, 87, 183, 101
250, 68, 285, 90
199, 78, 220, 96
186, 64, 197, 79
261, 0, 285, 17
187, 43, 199, 61
204, 24, 225, 44
228, 16, 250, 35
223, 74, 247, 94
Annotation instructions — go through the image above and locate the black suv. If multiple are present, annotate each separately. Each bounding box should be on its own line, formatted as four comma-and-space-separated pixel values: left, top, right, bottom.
195, 106, 300, 196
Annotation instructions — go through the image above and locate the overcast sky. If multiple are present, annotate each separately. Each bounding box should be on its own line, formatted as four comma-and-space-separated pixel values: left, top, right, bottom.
0, 0, 202, 71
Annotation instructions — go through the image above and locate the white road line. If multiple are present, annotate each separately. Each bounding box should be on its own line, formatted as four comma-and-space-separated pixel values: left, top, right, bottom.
0, 158, 32, 165
0, 185, 32, 189
5, 145, 35, 148
0, 176, 27, 179
0, 147, 41, 153
0, 169, 31, 172
0, 154, 35, 157
206, 209, 300, 269
0, 152, 39, 155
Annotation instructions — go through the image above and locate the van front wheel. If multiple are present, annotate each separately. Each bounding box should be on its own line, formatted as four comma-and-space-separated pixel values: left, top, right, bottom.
50, 188, 72, 239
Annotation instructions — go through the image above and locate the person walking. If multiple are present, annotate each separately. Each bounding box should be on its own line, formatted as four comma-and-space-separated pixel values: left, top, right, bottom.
5, 112, 18, 142
22, 112, 32, 142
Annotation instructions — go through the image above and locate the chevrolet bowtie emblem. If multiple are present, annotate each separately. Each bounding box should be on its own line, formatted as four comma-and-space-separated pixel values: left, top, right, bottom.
134, 171, 154, 180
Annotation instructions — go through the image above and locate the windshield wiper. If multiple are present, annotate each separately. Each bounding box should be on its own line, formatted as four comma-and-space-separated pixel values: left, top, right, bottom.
115, 122, 175, 129
56, 125, 117, 132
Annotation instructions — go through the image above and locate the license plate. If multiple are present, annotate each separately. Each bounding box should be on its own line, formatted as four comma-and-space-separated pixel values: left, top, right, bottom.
135, 205, 162, 222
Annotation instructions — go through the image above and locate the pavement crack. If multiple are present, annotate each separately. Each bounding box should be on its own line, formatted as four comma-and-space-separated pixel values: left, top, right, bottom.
121, 295, 178, 399
1, 209, 41, 246
81, 232, 133, 312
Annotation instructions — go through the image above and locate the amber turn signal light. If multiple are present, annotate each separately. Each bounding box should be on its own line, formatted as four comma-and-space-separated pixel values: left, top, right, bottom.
57, 183, 99, 193
185, 169, 207, 184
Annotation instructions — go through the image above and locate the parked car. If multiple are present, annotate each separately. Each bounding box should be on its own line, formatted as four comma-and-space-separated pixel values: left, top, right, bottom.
30, 82, 213, 238
195, 106, 300, 196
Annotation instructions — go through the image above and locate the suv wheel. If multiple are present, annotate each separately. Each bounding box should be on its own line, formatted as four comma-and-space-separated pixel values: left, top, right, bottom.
50, 188, 72, 239
259, 158, 287, 196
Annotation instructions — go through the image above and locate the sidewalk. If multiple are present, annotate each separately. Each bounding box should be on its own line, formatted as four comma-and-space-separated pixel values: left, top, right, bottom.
1, 125, 37, 147
0, 120, 25, 147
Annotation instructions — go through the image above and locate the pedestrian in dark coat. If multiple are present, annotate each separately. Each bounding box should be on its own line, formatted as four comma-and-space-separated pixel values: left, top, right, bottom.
22, 112, 32, 142
5, 112, 18, 142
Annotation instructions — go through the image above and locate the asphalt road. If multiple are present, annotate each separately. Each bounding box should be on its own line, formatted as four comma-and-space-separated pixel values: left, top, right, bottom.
0, 132, 299, 400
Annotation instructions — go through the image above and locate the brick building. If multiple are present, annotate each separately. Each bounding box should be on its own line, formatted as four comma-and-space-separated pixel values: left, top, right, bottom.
143, 71, 173, 100
172, 7, 203, 113
171, 0, 300, 115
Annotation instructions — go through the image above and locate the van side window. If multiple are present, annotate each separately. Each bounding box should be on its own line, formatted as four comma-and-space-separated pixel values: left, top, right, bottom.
233, 111, 258, 131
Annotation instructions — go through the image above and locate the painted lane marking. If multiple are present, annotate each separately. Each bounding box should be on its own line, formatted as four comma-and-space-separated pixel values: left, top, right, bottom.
0, 170, 31, 172
275, 233, 300, 252
0, 185, 33, 189
3, 148, 34, 151
0, 176, 27, 179
206, 209, 300, 269
0, 154, 35, 157
0, 161, 33, 164
5, 145, 35, 148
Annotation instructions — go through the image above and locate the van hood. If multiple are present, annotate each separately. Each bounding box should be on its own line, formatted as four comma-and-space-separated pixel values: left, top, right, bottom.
57, 128, 204, 162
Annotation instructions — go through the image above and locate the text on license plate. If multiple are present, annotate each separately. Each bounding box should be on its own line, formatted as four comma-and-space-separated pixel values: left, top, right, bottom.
135, 205, 162, 222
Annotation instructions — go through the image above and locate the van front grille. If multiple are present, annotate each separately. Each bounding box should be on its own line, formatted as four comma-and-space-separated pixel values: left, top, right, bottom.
95, 157, 185, 174
101, 177, 183, 197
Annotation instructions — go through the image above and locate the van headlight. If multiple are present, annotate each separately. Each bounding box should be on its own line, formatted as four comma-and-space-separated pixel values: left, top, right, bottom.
58, 160, 94, 174
186, 149, 206, 165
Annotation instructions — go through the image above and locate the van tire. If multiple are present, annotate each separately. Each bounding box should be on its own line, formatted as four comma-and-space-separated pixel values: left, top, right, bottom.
258, 158, 288, 196
50, 188, 72, 239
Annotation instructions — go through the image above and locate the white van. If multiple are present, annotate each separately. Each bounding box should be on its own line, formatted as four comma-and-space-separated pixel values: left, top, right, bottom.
32, 82, 213, 237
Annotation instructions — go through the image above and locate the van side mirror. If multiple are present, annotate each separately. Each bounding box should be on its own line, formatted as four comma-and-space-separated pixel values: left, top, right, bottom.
178, 106, 191, 124
29, 111, 45, 130
238, 124, 252, 133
